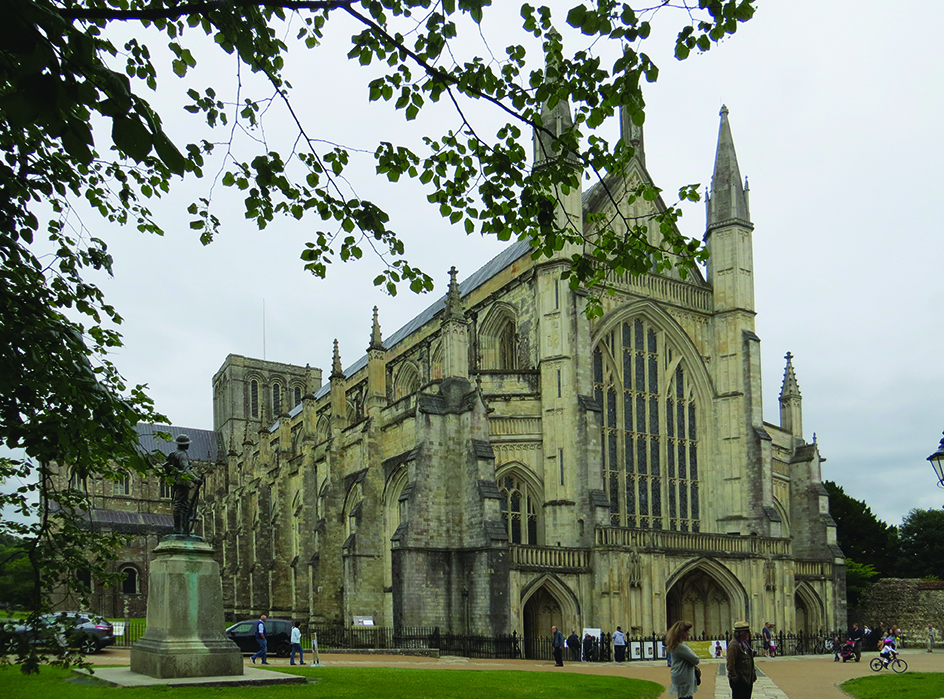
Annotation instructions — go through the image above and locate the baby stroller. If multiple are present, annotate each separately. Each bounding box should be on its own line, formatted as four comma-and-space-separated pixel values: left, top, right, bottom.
838, 639, 857, 662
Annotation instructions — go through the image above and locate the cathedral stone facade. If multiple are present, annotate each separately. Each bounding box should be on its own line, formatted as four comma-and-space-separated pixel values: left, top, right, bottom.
201, 104, 845, 642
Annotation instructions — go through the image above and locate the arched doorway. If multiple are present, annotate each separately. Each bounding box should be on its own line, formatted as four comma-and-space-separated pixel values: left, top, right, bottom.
794, 583, 822, 635
666, 561, 745, 637
523, 586, 561, 659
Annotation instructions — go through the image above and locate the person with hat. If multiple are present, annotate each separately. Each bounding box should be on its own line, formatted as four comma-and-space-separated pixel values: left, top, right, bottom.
163, 433, 203, 536
726, 621, 757, 699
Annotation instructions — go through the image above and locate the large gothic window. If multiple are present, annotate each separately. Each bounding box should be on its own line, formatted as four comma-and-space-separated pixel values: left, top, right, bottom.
592, 318, 700, 532
498, 473, 538, 544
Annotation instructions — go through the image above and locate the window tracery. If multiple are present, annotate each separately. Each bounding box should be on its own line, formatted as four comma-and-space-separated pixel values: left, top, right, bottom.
593, 317, 700, 531
498, 472, 539, 544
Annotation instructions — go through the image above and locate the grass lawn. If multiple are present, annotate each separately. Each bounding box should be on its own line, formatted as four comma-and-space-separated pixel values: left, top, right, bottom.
0, 665, 664, 699
842, 672, 944, 699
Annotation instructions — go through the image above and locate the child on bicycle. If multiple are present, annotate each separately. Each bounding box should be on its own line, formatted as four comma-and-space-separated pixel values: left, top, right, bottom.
879, 627, 900, 666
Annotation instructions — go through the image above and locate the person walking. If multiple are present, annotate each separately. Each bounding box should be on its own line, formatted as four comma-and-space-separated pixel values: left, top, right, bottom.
849, 623, 863, 662
552, 625, 565, 666
929, 624, 935, 653
726, 621, 756, 699
251, 614, 269, 665
613, 626, 627, 662
666, 621, 700, 699
289, 621, 304, 665
761, 622, 772, 657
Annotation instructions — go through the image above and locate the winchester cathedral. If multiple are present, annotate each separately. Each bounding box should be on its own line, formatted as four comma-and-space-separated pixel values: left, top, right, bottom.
59, 100, 844, 639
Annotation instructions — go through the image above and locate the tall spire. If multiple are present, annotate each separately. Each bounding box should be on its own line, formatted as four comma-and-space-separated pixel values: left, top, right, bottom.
532, 28, 578, 171
444, 267, 465, 322
331, 339, 344, 380
779, 351, 803, 441
441, 267, 469, 381
707, 105, 751, 230
368, 306, 384, 352
366, 307, 386, 412
780, 352, 801, 400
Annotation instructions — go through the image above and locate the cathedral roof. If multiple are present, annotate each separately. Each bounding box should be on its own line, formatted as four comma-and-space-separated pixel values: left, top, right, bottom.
134, 423, 219, 462
86, 508, 174, 533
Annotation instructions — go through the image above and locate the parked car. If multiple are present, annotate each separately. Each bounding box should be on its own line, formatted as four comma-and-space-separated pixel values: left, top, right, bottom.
225, 618, 293, 657
4, 612, 116, 654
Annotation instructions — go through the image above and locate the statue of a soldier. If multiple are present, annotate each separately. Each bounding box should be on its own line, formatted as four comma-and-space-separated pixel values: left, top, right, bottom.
163, 434, 203, 536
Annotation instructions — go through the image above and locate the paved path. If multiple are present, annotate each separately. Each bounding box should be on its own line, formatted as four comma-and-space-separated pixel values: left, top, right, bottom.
83, 647, 944, 698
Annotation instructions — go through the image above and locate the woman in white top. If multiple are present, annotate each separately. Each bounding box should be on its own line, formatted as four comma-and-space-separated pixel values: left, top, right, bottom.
666, 620, 700, 699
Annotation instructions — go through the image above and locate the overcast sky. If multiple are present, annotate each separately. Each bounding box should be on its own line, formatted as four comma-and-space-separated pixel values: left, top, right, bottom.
40, 1, 944, 528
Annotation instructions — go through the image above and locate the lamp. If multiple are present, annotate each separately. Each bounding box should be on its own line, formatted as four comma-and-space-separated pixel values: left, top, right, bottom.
928, 433, 944, 488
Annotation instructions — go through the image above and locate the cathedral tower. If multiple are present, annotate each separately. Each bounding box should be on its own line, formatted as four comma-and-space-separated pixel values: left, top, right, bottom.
705, 106, 773, 536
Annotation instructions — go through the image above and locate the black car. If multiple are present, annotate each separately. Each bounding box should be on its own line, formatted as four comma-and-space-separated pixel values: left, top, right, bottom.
5, 612, 116, 654
225, 618, 293, 657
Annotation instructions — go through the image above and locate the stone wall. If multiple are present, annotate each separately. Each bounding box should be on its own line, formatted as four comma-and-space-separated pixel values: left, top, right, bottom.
854, 578, 944, 646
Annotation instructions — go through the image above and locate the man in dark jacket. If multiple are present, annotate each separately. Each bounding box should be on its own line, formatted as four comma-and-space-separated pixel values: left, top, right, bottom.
552, 626, 565, 666
567, 630, 580, 661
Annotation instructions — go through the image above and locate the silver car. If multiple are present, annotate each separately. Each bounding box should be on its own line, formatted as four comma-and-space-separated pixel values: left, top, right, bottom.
5, 612, 115, 654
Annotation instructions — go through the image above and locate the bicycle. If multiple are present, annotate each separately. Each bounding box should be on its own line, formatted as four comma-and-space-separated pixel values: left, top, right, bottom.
869, 654, 907, 673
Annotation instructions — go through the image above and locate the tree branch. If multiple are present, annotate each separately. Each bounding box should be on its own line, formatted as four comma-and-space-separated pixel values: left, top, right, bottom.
59, 0, 354, 21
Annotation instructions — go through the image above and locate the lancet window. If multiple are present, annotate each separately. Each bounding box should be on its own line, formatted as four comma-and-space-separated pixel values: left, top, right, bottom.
498, 472, 539, 544
272, 383, 282, 416
592, 317, 700, 531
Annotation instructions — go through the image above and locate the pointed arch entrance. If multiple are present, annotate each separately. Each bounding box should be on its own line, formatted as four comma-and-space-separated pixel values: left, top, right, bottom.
521, 575, 579, 659
665, 559, 747, 637
794, 583, 823, 635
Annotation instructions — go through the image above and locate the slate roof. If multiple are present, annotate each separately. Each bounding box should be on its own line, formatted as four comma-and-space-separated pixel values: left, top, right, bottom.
90, 509, 173, 532
134, 423, 219, 462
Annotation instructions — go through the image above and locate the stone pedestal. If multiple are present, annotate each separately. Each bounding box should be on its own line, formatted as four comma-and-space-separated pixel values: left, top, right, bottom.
130, 536, 243, 679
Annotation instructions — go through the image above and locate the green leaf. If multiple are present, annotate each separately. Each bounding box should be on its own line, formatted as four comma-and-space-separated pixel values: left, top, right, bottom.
566, 5, 587, 28
111, 115, 153, 162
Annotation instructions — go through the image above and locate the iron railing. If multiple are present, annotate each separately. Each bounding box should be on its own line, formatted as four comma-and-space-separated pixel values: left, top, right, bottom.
114, 620, 849, 660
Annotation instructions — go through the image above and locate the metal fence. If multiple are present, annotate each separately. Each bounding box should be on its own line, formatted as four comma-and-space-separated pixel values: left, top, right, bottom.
309, 626, 524, 659
113, 620, 847, 660
113, 619, 147, 647
306, 627, 846, 661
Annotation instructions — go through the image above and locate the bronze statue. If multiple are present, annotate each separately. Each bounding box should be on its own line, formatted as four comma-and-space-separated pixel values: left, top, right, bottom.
163, 434, 203, 536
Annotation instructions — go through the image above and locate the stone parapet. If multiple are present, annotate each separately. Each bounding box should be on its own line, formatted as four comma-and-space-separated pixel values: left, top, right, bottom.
595, 526, 792, 557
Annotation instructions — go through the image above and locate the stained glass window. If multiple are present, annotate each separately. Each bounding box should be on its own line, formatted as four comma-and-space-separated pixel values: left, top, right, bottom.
592, 317, 700, 530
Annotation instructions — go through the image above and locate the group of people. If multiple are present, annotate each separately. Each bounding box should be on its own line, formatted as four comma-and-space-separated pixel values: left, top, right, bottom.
249, 614, 307, 666
555, 626, 630, 664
